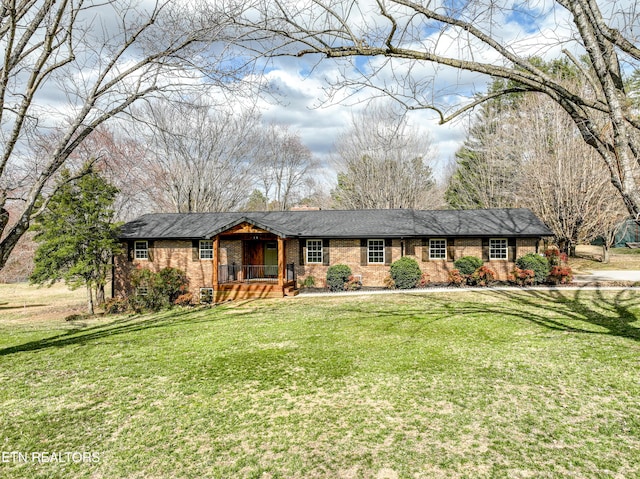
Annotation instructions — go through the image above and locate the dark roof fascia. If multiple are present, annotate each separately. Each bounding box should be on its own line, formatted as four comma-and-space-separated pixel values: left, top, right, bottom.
124, 237, 204, 241
294, 233, 549, 239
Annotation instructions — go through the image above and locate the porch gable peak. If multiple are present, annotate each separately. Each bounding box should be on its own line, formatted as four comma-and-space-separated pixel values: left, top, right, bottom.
207, 217, 287, 238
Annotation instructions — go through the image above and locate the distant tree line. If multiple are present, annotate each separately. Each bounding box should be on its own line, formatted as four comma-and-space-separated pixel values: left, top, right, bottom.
445, 59, 632, 257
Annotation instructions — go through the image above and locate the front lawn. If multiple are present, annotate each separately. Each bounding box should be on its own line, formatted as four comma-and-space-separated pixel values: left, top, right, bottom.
1, 289, 639, 478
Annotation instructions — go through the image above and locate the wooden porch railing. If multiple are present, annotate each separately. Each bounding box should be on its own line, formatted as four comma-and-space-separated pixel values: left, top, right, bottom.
218, 263, 296, 285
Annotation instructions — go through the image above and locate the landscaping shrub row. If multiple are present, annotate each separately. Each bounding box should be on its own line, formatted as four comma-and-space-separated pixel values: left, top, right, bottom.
320, 248, 573, 292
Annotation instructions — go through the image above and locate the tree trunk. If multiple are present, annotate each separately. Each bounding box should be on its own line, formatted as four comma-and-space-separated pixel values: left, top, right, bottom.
96, 284, 105, 306
86, 286, 94, 316
602, 244, 610, 264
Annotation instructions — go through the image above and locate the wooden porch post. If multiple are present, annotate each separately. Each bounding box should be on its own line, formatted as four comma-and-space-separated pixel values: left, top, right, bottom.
213, 236, 220, 287
277, 236, 285, 287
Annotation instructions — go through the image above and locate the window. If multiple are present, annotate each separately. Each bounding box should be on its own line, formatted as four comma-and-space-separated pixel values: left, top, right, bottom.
137, 285, 148, 296
429, 239, 447, 260
199, 240, 213, 260
306, 239, 323, 264
200, 288, 213, 304
489, 238, 508, 260
367, 239, 385, 264
134, 241, 148, 260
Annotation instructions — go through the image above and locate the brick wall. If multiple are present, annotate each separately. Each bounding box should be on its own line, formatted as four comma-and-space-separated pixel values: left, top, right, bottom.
295, 237, 541, 287
114, 240, 227, 297
114, 236, 541, 296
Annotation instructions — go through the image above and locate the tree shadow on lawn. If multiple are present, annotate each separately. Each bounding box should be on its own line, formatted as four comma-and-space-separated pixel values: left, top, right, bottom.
0, 305, 234, 357
330, 288, 640, 342
2, 290, 638, 357
422, 288, 640, 342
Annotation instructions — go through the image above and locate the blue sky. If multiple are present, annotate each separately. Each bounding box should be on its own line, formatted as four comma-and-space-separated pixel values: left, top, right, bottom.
235, 0, 578, 186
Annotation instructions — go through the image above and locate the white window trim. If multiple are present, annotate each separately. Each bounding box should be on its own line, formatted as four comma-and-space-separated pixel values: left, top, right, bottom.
134, 241, 148, 260
489, 238, 508, 261
306, 239, 323, 264
429, 238, 447, 260
199, 240, 213, 260
200, 288, 213, 303
367, 239, 385, 264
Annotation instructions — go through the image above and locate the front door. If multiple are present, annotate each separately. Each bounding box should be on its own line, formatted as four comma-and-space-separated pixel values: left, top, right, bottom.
264, 241, 278, 277
243, 240, 278, 279
245, 240, 264, 266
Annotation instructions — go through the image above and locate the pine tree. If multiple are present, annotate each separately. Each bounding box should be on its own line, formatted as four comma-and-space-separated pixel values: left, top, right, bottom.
30, 165, 122, 314
445, 86, 521, 210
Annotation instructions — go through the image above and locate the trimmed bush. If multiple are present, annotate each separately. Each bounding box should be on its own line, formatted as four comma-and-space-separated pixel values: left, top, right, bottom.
390, 257, 422, 289
468, 265, 497, 286
345, 275, 362, 291
454, 256, 483, 276
544, 248, 569, 267
383, 275, 396, 289
326, 264, 352, 291
104, 297, 129, 314
130, 267, 189, 312
301, 276, 316, 289
548, 266, 573, 285
509, 267, 535, 286
515, 253, 549, 284
174, 292, 194, 306
448, 269, 465, 286
158, 267, 189, 303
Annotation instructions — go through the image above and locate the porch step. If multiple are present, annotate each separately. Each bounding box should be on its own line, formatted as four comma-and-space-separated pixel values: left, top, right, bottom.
284, 287, 299, 297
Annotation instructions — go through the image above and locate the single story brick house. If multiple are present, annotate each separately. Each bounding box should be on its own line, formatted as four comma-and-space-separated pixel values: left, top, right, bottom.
115, 208, 552, 301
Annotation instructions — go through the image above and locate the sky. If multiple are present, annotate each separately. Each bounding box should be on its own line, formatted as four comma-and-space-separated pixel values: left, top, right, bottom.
17, 0, 638, 190
253, 59, 474, 181
228, 0, 582, 186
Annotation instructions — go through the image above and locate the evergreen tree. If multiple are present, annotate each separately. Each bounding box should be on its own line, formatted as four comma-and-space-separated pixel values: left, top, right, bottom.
445, 82, 521, 209
445, 58, 580, 210
30, 165, 122, 314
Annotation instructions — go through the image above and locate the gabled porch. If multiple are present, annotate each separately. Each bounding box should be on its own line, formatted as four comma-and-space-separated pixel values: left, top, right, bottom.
210, 220, 297, 301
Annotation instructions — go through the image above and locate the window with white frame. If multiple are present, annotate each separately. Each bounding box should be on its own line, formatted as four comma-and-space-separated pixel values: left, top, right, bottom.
306, 239, 323, 264
137, 285, 148, 296
368, 239, 385, 264
429, 239, 447, 260
134, 241, 148, 260
200, 288, 213, 304
199, 240, 213, 260
489, 238, 508, 260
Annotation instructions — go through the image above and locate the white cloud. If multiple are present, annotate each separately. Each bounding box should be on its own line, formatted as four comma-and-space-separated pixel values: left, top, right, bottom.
233, 0, 615, 186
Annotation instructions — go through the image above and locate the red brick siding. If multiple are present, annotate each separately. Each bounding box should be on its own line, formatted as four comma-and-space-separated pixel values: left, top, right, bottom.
114, 237, 541, 295
114, 240, 229, 297
294, 237, 540, 286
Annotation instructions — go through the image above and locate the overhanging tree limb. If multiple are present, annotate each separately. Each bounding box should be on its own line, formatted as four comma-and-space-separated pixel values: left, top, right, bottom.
0, 0, 249, 271
237, 0, 640, 219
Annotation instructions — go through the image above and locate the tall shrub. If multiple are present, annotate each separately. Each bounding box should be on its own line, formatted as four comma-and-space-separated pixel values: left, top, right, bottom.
326, 264, 352, 291
454, 256, 483, 276
390, 257, 422, 289
130, 267, 188, 311
515, 254, 549, 284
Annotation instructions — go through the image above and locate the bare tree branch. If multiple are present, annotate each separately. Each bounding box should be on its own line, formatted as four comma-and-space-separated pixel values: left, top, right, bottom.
236, 0, 640, 219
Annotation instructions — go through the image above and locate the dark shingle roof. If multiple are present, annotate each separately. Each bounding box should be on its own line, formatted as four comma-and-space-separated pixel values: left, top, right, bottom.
119, 209, 552, 239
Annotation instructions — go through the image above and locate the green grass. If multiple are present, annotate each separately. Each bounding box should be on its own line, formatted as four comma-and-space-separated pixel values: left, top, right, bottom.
1, 289, 640, 478
611, 247, 640, 255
